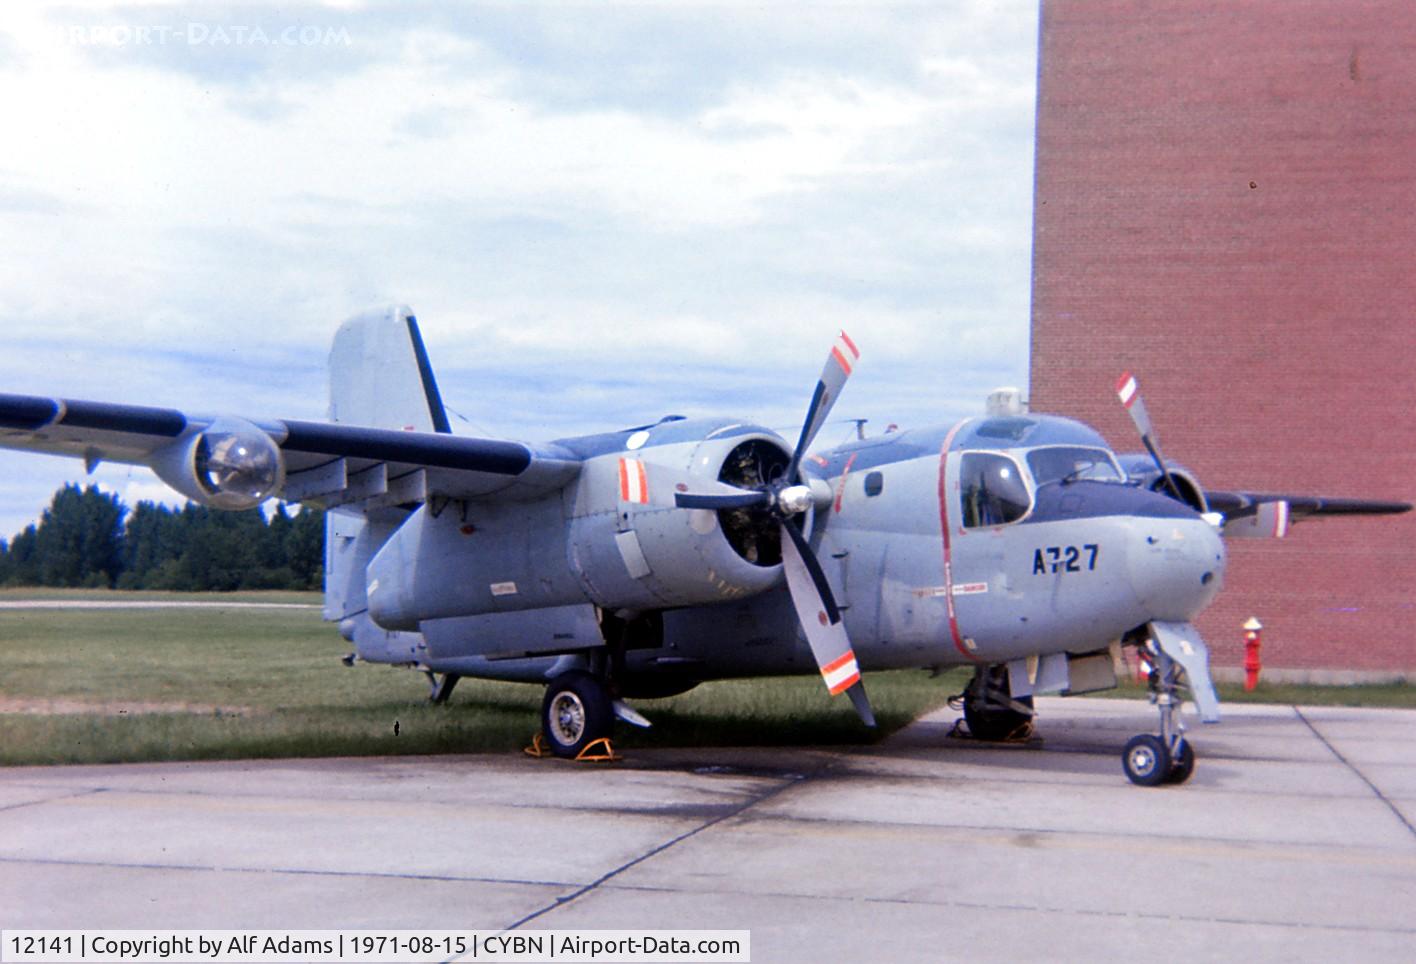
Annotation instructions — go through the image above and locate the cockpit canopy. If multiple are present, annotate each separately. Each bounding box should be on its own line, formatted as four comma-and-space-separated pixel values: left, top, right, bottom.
960, 442, 1124, 528
1027, 445, 1124, 486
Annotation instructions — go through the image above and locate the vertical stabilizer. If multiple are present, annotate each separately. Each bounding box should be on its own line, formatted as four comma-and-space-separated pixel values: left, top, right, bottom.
329, 304, 451, 433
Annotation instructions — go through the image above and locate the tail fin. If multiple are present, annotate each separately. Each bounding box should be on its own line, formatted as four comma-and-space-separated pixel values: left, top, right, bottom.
328, 304, 451, 433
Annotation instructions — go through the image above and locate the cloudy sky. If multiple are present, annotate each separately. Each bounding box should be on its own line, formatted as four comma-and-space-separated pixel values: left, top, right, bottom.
0, 1, 1039, 540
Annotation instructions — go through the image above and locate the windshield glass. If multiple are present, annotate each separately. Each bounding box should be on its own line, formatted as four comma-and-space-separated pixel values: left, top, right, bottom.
1026, 446, 1123, 486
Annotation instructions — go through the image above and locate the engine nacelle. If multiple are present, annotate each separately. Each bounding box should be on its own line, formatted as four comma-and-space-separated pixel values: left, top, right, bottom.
365, 418, 797, 632
152, 416, 286, 510
1116, 453, 1207, 513
567, 427, 794, 611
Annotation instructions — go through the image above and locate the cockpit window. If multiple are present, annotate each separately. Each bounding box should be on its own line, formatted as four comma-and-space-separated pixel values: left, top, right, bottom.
1026, 446, 1122, 487
960, 452, 1031, 528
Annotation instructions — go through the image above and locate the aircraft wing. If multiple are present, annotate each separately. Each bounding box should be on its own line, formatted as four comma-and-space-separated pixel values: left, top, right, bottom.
1205, 488, 1410, 538
1205, 490, 1411, 519
0, 392, 580, 507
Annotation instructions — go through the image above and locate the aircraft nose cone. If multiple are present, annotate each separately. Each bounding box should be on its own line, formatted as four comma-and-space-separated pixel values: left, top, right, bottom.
1127, 515, 1226, 621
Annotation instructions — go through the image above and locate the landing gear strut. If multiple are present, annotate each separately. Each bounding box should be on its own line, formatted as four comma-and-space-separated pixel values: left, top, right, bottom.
425, 671, 461, 704
1122, 642, 1196, 786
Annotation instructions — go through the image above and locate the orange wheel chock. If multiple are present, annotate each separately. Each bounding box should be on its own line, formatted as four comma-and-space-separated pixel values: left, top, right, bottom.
575, 737, 621, 763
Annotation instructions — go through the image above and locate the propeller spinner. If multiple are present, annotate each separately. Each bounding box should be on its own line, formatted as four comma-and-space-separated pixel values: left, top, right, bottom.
673, 331, 875, 726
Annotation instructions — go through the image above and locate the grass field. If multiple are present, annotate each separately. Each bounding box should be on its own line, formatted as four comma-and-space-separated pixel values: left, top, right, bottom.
0, 593, 969, 766
0, 586, 322, 605
2, 591, 1411, 767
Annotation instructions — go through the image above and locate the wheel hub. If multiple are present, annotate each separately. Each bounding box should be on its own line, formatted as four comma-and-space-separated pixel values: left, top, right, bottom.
1127, 743, 1158, 777
549, 692, 586, 746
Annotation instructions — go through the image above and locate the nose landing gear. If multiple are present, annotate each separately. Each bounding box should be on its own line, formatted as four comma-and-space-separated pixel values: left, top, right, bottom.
1122, 638, 1198, 786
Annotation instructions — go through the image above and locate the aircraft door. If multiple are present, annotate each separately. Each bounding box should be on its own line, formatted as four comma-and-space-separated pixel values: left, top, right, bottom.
941, 449, 1032, 654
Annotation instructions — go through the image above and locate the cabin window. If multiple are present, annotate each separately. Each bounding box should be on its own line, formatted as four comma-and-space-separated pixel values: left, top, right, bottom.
960, 452, 1030, 527
864, 472, 884, 497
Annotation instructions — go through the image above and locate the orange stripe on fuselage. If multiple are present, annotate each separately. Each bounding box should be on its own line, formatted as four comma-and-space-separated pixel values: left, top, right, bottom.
937, 419, 980, 661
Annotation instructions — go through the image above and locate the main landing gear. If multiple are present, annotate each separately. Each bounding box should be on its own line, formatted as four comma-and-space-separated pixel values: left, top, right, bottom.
1122, 642, 1197, 786
958, 665, 1035, 742
540, 670, 616, 759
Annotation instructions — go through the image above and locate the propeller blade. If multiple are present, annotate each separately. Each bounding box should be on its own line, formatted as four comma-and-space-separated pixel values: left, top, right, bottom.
674, 490, 771, 510
626, 460, 770, 509
779, 520, 876, 727
788, 330, 860, 482
1115, 371, 1185, 502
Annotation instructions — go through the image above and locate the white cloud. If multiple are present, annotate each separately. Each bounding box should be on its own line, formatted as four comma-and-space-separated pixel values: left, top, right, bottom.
0, 1, 1040, 539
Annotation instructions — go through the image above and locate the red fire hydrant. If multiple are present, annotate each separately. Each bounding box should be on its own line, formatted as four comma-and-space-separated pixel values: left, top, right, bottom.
1243, 617, 1263, 691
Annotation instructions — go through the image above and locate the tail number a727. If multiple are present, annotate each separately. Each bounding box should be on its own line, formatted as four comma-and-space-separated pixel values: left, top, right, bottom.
1033, 544, 1099, 575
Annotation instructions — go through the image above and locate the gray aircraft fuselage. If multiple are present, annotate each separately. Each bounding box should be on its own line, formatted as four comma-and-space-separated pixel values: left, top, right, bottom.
354, 412, 1225, 694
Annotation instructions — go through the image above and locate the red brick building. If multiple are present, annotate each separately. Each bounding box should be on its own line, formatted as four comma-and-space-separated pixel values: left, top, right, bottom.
1029, 0, 1416, 677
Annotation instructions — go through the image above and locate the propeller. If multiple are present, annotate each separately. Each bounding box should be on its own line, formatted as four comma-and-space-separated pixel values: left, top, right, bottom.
673, 331, 875, 726
1115, 372, 1186, 502
1117, 374, 1412, 535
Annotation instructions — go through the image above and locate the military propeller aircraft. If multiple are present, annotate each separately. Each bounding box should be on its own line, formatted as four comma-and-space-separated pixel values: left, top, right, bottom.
0, 308, 1407, 784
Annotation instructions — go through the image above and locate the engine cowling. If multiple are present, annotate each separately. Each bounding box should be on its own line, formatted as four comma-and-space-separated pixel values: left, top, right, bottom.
152, 416, 286, 510
365, 419, 803, 631
1116, 452, 1207, 512
568, 428, 797, 610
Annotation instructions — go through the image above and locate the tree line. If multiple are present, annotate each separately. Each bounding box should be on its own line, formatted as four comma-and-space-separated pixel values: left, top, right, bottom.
0, 484, 325, 591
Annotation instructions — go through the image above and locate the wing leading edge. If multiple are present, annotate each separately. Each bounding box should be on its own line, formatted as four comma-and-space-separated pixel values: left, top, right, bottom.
0, 392, 580, 506
1205, 490, 1412, 521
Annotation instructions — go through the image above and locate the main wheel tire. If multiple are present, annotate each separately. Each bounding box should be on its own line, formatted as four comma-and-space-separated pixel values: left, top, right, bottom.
1165, 737, 1196, 784
541, 671, 614, 759
964, 694, 1034, 742
1122, 733, 1171, 786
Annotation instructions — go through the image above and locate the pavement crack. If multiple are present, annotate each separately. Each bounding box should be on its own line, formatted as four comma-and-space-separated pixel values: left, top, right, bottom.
0, 786, 106, 813
501, 767, 819, 931
1294, 705, 1416, 843
0, 854, 572, 890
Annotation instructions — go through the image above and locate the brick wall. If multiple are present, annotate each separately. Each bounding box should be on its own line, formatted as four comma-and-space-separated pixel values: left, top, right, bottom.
1030, 0, 1416, 673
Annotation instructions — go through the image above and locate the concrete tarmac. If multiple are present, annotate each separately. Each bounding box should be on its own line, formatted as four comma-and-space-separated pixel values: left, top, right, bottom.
2, 697, 1414, 961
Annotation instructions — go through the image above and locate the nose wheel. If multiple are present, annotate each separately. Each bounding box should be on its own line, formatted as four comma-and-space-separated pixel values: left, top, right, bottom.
1122, 642, 1197, 786
1122, 732, 1193, 785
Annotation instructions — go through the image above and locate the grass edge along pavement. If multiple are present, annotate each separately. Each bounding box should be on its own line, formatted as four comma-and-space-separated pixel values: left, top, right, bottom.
0, 595, 964, 765
0, 591, 1411, 766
